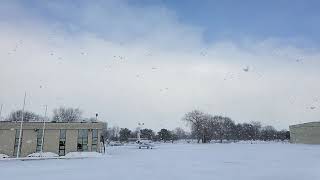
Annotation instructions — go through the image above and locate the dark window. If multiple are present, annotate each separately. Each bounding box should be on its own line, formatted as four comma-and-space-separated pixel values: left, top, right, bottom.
13, 129, 23, 156
36, 130, 44, 152
92, 129, 98, 151
59, 130, 66, 156
77, 129, 88, 152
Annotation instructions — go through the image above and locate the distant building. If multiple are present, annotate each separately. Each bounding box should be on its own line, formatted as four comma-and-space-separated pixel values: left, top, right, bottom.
289, 122, 320, 144
0, 121, 106, 157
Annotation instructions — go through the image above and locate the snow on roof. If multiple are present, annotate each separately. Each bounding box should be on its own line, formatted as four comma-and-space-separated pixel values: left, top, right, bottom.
289, 121, 320, 128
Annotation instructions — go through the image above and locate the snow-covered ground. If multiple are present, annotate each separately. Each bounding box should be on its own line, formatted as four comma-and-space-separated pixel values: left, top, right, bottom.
0, 143, 320, 180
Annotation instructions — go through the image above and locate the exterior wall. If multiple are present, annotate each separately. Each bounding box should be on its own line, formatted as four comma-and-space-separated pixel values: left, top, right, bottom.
0, 129, 15, 156
0, 122, 106, 130
66, 130, 78, 153
290, 122, 320, 144
88, 130, 93, 151
20, 130, 37, 157
97, 130, 102, 152
0, 122, 106, 157
43, 130, 60, 155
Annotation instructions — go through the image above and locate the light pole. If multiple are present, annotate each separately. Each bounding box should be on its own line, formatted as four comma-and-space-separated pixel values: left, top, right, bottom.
40, 105, 48, 155
17, 92, 27, 158
137, 122, 144, 142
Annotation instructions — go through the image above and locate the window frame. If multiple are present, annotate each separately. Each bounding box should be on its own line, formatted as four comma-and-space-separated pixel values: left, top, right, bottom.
91, 129, 98, 152
59, 129, 66, 156
77, 129, 88, 152
36, 130, 44, 152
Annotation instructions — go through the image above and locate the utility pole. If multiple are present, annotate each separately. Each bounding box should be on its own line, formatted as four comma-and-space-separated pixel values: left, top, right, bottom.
0, 104, 3, 121
17, 92, 26, 158
40, 105, 48, 155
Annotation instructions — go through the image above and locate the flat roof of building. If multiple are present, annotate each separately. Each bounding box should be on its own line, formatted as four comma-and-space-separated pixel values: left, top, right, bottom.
0, 121, 106, 130
289, 121, 320, 128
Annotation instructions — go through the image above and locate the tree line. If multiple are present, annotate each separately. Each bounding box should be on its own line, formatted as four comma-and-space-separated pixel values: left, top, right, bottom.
2, 107, 96, 122
106, 110, 289, 143
183, 110, 289, 143
105, 127, 187, 143
2, 108, 290, 143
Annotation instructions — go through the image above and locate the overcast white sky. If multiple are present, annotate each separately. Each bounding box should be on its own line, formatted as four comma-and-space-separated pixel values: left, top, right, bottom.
1, 0, 320, 130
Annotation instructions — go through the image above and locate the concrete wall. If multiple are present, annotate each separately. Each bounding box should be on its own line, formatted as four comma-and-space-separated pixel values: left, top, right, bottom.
43, 130, 60, 155
0, 129, 15, 156
290, 122, 320, 144
66, 130, 78, 154
0, 122, 106, 157
0, 122, 106, 130
97, 130, 102, 152
20, 130, 37, 157
88, 130, 92, 151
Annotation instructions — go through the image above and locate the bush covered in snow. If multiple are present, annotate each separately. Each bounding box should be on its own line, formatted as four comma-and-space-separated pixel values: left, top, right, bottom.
0, 154, 9, 158
27, 152, 59, 158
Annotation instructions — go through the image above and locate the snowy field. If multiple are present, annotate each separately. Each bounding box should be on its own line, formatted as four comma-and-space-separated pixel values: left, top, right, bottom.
1, 143, 320, 180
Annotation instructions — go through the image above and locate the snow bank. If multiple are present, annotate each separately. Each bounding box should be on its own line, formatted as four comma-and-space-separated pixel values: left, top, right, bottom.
0, 152, 102, 161
27, 152, 59, 158
64, 152, 102, 158
0, 154, 9, 158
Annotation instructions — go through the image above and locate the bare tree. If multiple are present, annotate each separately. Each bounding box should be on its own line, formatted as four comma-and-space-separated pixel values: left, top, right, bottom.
260, 125, 277, 141
221, 116, 236, 141
52, 107, 82, 122
140, 128, 156, 140
209, 115, 223, 142
107, 126, 120, 141
119, 128, 132, 142
251, 121, 262, 140
7, 110, 42, 122
173, 127, 187, 140
183, 110, 289, 143
208, 115, 235, 143
183, 110, 213, 143
183, 110, 205, 143
158, 129, 172, 142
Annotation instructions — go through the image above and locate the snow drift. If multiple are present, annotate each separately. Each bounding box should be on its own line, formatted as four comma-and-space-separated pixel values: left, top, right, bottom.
64, 152, 102, 158
27, 152, 59, 158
